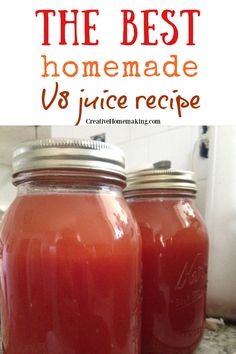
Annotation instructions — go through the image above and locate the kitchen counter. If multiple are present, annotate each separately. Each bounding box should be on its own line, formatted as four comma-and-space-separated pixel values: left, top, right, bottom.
195, 324, 236, 353
1, 324, 236, 353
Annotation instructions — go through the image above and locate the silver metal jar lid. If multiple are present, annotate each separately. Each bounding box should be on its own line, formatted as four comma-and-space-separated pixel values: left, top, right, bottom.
125, 161, 197, 194
12, 138, 125, 180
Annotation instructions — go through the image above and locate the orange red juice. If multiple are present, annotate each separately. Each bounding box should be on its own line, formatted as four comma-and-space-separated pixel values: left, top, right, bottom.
0, 192, 141, 354
127, 195, 208, 354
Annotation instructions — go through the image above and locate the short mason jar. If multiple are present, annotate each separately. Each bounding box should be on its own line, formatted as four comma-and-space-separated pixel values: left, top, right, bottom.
0, 138, 141, 354
124, 167, 209, 354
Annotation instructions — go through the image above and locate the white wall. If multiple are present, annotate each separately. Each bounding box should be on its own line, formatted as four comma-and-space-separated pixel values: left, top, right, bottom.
205, 127, 236, 319
51, 125, 209, 217
0, 126, 51, 213
0, 164, 15, 212
0, 125, 210, 219
52, 126, 199, 170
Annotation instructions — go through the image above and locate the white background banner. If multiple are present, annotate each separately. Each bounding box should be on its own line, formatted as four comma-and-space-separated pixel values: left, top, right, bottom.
0, 0, 235, 125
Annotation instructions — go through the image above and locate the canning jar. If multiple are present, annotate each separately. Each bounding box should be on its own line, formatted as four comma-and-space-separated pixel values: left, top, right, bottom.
0, 139, 141, 354
125, 167, 209, 354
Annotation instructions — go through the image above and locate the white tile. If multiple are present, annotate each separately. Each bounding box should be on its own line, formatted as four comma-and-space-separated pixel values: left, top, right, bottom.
73, 126, 107, 140
103, 126, 131, 145
120, 138, 149, 172
0, 178, 16, 212
37, 126, 51, 139
192, 128, 209, 180
0, 164, 17, 212
51, 126, 107, 140
0, 126, 36, 165
148, 127, 197, 170
194, 155, 209, 180
196, 179, 207, 218
52, 126, 131, 145
130, 125, 177, 140
51, 126, 74, 138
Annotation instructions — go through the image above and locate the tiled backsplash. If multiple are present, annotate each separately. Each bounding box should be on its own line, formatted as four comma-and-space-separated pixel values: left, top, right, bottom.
51, 125, 209, 217
0, 126, 51, 212
0, 126, 51, 165
52, 126, 199, 170
0, 125, 209, 216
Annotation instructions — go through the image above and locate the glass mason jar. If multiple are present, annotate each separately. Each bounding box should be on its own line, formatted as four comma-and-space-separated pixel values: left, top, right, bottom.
0, 139, 141, 354
124, 168, 209, 354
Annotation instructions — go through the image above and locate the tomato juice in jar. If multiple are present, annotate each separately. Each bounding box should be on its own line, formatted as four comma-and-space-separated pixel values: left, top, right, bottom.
0, 139, 141, 354
124, 167, 209, 354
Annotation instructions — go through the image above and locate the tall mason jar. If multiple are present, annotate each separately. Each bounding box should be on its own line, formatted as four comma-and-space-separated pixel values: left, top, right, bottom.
0, 139, 141, 354
125, 168, 209, 354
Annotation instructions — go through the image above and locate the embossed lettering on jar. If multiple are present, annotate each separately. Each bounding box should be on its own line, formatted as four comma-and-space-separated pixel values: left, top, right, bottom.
124, 167, 209, 354
0, 139, 141, 354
